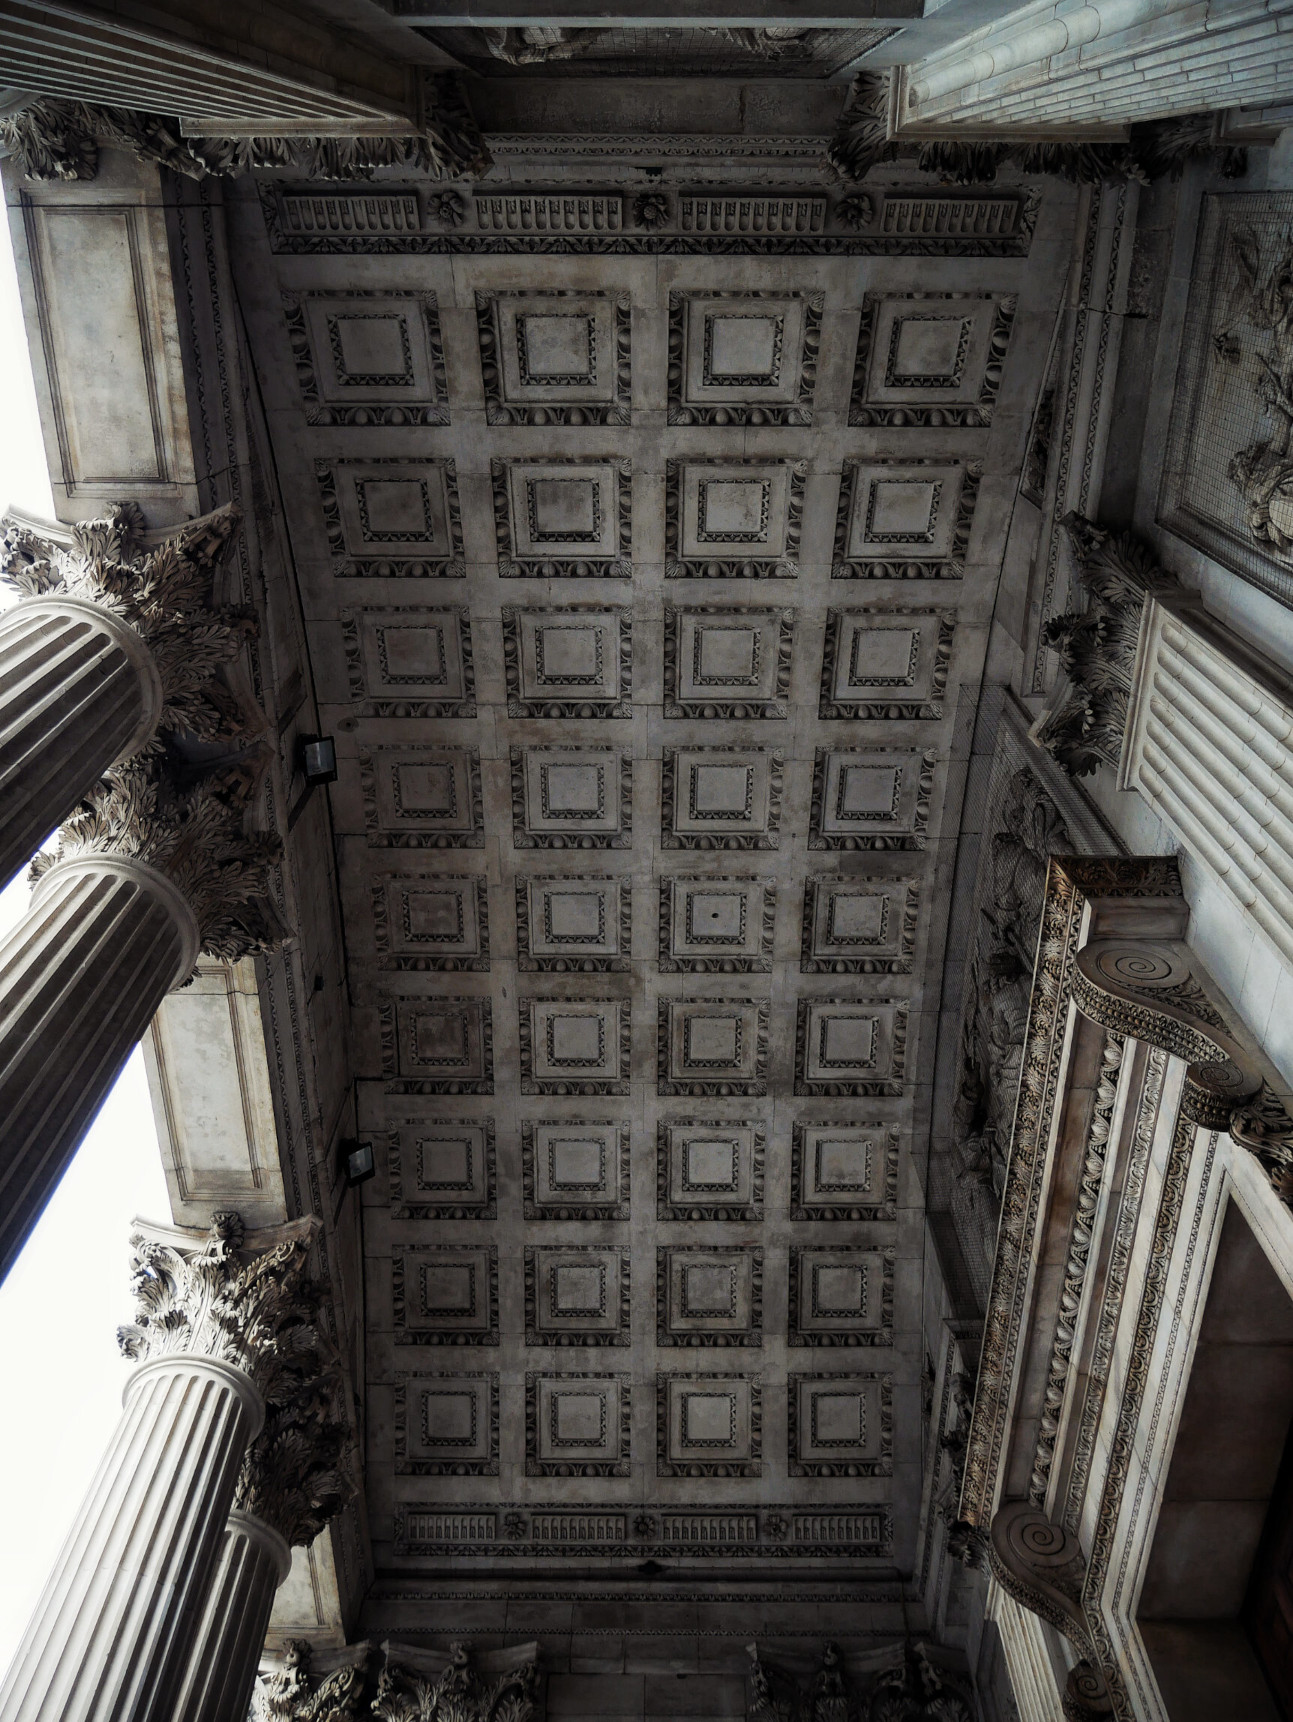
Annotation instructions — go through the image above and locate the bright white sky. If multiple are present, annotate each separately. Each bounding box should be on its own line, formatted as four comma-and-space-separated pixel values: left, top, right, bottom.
0, 201, 171, 1672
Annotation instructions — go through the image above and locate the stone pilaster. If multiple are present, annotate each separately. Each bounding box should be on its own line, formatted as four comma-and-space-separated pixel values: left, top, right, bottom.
0, 1214, 319, 1722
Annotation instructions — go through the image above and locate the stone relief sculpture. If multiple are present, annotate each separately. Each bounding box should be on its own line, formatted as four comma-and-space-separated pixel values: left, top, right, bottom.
253, 1643, 371, 1722
373, 1643, 539, 1722
480, 24, 818, 66
1221, 223, 1293, 558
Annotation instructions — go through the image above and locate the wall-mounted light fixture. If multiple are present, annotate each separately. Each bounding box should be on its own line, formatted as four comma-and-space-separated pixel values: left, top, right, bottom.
298, 734, 338, 787
339, 1138, 375, 1187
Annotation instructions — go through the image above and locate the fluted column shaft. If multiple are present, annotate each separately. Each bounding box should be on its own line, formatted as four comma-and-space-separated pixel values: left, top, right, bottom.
170, 1512, 290, 1722
0, 1355, 264, 1722
0, 854, 198, 1281
0, 597, 161, 891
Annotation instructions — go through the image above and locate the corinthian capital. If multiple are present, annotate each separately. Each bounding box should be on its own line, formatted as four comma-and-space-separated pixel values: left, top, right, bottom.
235, 1357, 356, 1548
373, 1642, 538, 1722
0, 502, 252, 744
253, 1643, 371, 1722
118, 1213, 324, 1403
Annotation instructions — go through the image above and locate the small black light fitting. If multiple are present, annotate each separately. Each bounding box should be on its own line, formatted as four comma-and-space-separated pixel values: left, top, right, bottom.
339, 1138, 375, 1187
299, 734, 338, 787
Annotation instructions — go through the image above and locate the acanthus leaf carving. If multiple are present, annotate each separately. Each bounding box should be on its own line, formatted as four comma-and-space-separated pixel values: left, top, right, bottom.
372, 1641, 538, 1722
1035, 513, 1181, 777
0, 78, 489, 184
254, 1642, 372, 1722
117, 1212, 323, 1405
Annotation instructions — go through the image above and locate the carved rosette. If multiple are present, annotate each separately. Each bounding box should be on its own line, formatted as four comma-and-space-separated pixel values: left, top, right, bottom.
118, 1213, 324, 1407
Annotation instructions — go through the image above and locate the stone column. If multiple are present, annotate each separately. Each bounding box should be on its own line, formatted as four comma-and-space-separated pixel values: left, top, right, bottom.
171, 1348, 354, 1722
0, 596, 162, 890
0, 504, 279, 1285
0, 1213, 321, 1722
0, 853, 199, 1281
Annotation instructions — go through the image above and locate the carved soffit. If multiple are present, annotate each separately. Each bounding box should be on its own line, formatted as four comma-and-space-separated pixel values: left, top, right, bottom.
254, 1640, 373, 1722
826, 71, 1249, 188
372, 1640, 540, 1722
1032, 513, 1182, 779
1, 504, 286, 966
0, 75, 489, 185
117, 1210, 325, 1403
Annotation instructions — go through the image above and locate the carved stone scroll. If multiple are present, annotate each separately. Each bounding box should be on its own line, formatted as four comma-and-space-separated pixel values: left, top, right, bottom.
988, 1505, 1113, 1721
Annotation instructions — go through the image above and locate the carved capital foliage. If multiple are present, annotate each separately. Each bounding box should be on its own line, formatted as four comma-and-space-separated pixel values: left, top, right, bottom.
254, 1642, 372, 1722
1034, 514, 1179, 778
373, 1642, 538, 1722
235, 1357, 356, 1548
828, 74, 1246, 189
0, 503, 250, 741
5, 505, 286, 963
746, 1641, 973, 1722
0, 78, 488, 185
118, 1212, 324, 1404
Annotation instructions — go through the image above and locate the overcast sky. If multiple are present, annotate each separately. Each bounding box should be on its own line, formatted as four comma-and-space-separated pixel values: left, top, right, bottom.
0, 199, 171, 1675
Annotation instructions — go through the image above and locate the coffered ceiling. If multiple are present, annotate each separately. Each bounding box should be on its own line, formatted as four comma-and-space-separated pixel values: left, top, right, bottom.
229, 172, 1067, 1589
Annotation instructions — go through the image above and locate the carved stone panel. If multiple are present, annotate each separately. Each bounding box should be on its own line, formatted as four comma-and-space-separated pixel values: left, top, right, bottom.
665, 460, 806, 577
657, 996, 770, 1095
790, 1122, 900, 1220
476, 288, 631, 425
657, 1118, 765, 1220
524, 1245, 632, 1345
657, 1245, 763, 1346
525, 1372, 632, 1477
800, 875, 918, 974
663, 607, 794, 717
284, 290, 448, 425
793, 998, 907, 1096
818, 609, 955, 720
657, 1373, 762, 1476
342, 606, 475, 718
516, 875, 631, 971
492, 458, 632, 576
809, 748, 935, 850
372, 873, 489, 971
502, 605, 632, 717
519, 997, 631, 1094
511, 746, 632, 848
361, 746, 483, 848
832, 457, 981, 580
393, 1245, 499, 1345
315, 458, 464, 576
380, 995, 494, 1093
658, 875, 776, 972
522, 1120, 631, 1219
788, 1247, 894, 1345
787, 1373, 892, 1475
661, 747, 783, 849
388, 1117, 497, 1219
668, 290, 822, 425
848, 292, 1016, 427
395, 1372, 499, 1474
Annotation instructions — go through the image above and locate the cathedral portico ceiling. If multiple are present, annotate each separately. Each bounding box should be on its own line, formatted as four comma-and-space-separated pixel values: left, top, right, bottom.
229, 174, 1066, 1578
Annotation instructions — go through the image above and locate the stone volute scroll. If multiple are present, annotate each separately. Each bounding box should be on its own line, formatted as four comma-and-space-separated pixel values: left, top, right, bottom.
252, 1642, 372, 1722
0, 506, 285, 1285
0, 1212, 320, 1722
988, 1504, 1112, 1721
